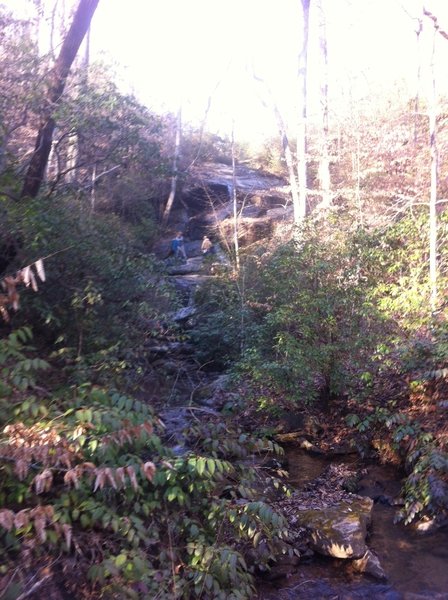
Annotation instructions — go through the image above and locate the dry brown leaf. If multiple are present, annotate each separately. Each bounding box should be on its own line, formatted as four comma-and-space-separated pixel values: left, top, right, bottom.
62, 523, 72, 550
58, 452, 74, 469
15, 458, 30, 480
115, 466, 126, 488
64, 469, 80, 489
3, 276, 17, 295
93, 468, 106, 492
161, 460, 174, 470
29, 269, 38, 292
126, 465, 139, 491
9, 290, 19, 311
81, 462, 96, 471
0, 509, 15, 531
104, 467, 117, 489
14, 509, 30, 530
0, 302, 10, 322
42, 505, 54, 519
143, 422, 154, 435
34, 259, 46, 282
142, 461, 156, 482
21, 266, 31, 287
33, 512, 47, 542
33, 469, 53, 494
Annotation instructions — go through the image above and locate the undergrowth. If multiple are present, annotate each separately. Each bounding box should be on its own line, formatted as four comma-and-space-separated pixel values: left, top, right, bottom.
0, 329, 292, 599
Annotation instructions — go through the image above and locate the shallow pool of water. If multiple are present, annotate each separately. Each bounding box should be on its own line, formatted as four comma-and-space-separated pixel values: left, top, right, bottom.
260, 448, 448, 599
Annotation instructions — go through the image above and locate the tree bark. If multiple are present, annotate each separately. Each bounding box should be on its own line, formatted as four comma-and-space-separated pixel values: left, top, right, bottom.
252, 72, 301, 220
231, 124, 240, 273
296, 0, 311, 222
162, 106, 182, 226
317, 0, 331, 208
428, 23, 438, 314
21, 0, 100, 199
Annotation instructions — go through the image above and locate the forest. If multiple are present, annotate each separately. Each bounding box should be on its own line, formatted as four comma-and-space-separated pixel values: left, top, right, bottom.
1, 1, 448, 599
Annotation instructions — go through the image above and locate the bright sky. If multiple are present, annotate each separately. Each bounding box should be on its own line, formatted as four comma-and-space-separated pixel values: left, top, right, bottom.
4, 0, 448, 143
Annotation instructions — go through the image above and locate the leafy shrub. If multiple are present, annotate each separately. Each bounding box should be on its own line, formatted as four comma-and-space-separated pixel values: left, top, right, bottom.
190, 278, 246, 369
0, 329, 291, 599
237, 222, 382, 406
1, 195, 176, 360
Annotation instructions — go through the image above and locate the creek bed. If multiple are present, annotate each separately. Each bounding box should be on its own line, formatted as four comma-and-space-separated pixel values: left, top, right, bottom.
259, 448, 448, 599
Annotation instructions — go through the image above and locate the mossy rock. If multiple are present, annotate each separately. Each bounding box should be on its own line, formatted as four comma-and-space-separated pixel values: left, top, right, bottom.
297, 496, 373, 559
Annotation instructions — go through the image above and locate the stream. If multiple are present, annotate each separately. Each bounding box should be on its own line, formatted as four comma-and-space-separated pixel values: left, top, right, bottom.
161, 165, 448, 599
260, 449, 448, 599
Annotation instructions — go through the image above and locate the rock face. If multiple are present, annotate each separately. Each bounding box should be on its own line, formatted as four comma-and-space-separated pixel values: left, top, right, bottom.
178, 162, 291, 247
297, 496, 373, 559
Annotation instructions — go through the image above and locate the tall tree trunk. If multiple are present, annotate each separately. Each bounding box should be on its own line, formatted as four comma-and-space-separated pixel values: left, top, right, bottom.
414, 14, 423, 145
162, 106, 182, 226
422, 8, 448, 313
273, 104, 301, 215
21, 0, 100, 199
428, 24, 438, 314
296, 0, 311, 222
252, 72, 301, 218
317, 0, 331, 208
231, 124, 240, 273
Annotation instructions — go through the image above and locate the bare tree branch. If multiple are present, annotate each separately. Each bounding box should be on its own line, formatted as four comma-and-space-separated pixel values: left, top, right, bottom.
423, 8, 448, 40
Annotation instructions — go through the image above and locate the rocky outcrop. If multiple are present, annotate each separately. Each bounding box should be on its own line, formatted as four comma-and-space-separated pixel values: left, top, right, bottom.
297, 496, 373, 559
275, 463, 388, 582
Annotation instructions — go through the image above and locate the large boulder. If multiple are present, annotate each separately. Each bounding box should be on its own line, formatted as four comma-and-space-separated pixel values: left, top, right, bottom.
297, 496, 373, 559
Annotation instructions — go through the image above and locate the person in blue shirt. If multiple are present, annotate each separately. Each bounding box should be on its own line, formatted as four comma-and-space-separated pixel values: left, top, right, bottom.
171, 232, 187, 260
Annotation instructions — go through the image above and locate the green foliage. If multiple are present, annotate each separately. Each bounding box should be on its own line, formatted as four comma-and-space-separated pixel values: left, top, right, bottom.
0, 330, 290, 599
237, 221, 382, 405
190, 278, 245, 368
1, 195, 175, 366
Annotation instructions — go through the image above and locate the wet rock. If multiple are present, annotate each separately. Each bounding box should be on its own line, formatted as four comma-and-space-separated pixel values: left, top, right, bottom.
240, 204, 266, 218
194, 374, 232, 410
167, 257, 203, 275
173, 305, 197, 322
298, 438, 324, 454
263, 552, 301, 580
145, 341, 193, 358
297, 496, 373, 559
414, 515, 448, 533
352, 549, 387, 580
